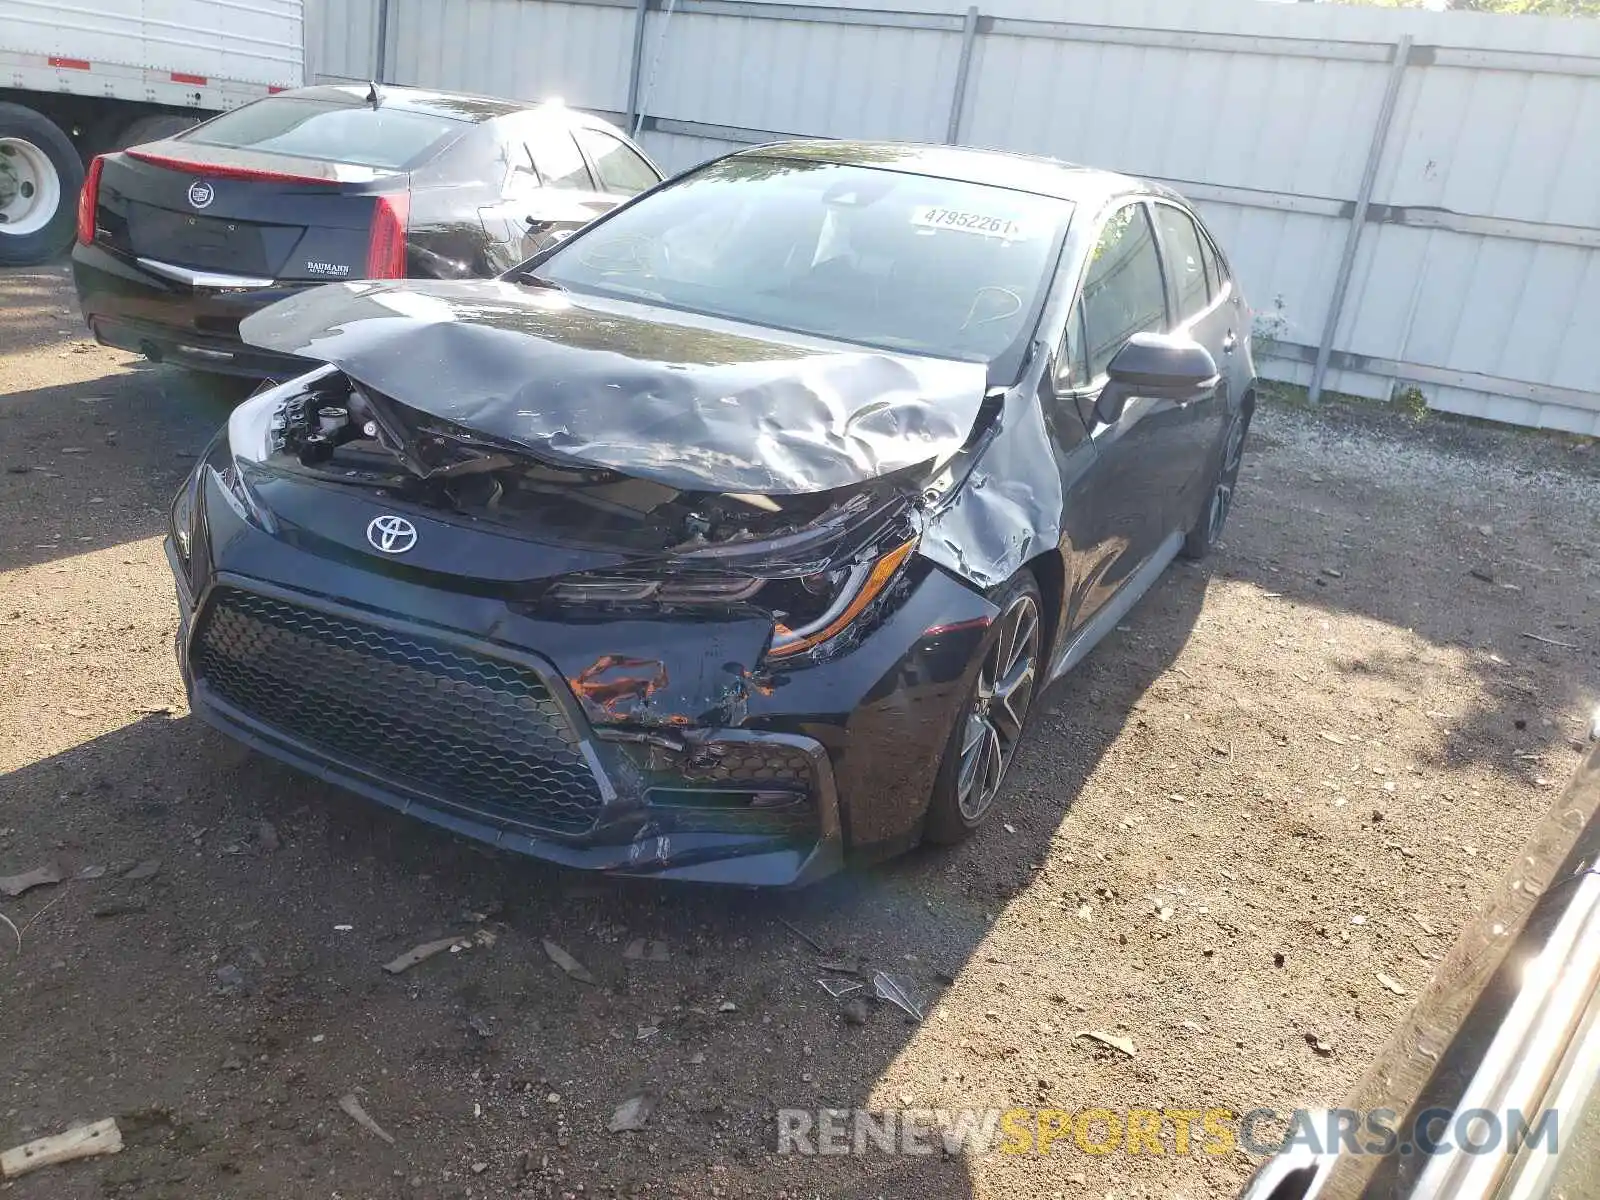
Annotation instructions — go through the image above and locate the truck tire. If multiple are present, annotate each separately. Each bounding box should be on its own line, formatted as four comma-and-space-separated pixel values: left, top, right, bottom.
0, 102, 84, 267
113, 113, 202, 151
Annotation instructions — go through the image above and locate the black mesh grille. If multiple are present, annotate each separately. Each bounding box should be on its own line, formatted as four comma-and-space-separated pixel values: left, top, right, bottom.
192, 588, 604, 834
616, 740, 820, 839
678, 743, 814, 787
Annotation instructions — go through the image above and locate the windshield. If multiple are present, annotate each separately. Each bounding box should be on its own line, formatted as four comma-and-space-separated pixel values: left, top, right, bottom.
182, 97, 465, 170
534, 156, 1072, 377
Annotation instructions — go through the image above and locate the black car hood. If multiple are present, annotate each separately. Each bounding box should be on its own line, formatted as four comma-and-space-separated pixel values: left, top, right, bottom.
241, 280, 990, 495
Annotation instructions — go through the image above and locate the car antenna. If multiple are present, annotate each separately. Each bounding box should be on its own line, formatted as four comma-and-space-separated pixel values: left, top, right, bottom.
366, 80, 382, 108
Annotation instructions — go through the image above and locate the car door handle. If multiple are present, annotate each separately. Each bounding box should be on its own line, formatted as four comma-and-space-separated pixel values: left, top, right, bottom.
1222, 331, 1238, 355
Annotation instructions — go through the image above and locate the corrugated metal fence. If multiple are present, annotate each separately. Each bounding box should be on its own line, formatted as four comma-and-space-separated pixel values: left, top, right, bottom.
305, 0, 1600, 435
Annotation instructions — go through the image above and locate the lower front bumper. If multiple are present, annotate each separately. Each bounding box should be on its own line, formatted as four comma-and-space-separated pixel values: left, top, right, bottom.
169, 548, 845, 886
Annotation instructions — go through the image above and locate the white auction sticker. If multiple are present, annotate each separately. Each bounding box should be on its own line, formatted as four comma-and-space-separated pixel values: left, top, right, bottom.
910, 205, 1034, 239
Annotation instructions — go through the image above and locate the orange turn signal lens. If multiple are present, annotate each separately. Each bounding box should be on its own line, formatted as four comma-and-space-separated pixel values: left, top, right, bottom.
767, 538, 917, 659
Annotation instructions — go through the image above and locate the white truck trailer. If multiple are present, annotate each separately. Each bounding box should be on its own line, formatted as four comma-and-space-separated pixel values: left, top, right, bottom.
0, 0, 304, 265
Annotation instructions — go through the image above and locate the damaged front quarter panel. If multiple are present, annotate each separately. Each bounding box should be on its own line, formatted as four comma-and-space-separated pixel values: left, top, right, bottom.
917, 366, 1067, 591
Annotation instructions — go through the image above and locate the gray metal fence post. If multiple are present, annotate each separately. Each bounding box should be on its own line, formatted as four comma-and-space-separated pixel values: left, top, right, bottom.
1308, 33, 1411, 405
945, 6, 980, 145
374, 0, 392, 84
625, 0, 650, 135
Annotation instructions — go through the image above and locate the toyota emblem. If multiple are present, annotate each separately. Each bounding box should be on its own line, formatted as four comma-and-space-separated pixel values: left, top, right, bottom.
187, 180, 215, 209
366, 514, 417, 554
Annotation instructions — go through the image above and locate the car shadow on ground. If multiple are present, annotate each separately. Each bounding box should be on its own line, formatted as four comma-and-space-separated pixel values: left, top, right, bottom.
0, 563, 1208, 1198
0, 364, 244, 574
0, 264, 83, 358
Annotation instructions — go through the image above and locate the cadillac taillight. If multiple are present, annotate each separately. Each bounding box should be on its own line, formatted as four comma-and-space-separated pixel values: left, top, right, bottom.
77, 155, 106, 245
365, 191, 410, 279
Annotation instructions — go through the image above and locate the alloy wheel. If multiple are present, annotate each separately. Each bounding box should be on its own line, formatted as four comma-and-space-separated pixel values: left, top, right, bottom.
956, 591, 1041, 823
1205, 410, 1249, 544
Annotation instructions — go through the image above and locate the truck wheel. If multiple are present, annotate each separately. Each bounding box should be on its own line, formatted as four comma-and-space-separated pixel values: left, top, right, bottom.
0, 103, 84, 267
113, 113, 202, 151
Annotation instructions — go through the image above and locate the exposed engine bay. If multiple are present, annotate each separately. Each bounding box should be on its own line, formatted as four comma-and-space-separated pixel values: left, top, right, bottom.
246, 369, 930, 655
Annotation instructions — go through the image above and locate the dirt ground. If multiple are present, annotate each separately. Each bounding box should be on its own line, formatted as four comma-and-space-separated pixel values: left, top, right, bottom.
1, 261, 1597, 1200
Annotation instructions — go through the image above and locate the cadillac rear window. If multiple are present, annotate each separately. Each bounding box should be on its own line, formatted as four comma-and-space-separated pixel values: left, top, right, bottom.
182, 97, 464, 170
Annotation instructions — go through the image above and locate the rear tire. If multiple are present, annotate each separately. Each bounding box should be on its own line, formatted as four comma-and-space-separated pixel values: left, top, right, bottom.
923, 571, 1044, 845
112, 113, 202, 151
0, 103, 83, 267
1181, 401, 1252, 561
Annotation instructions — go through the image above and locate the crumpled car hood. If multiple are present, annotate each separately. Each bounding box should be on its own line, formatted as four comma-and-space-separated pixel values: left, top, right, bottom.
241, 279, 989, 495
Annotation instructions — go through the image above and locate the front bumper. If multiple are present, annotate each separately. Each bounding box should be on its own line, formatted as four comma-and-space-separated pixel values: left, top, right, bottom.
165, 468, 997, 886
73, 240, 316, 378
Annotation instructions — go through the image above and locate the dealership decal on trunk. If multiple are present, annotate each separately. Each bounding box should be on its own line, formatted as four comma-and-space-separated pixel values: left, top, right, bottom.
306, 261, 350, 277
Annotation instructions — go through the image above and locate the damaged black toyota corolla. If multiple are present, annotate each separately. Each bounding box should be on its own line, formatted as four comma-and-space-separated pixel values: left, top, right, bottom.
165, 141, 1256, 885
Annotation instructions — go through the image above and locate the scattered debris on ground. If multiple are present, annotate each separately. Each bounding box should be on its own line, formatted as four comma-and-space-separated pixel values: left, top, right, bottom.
542, 938, 595, 984
338, 1095, 396, 1146
1076, 1030, 1137, 1057
382, 930, 494, 975
0, 863, 62, 897
872, 972, 924, 1021
622, 937, 669, 961
608, 1095, 654, 1133
1, 1118, 122, 1179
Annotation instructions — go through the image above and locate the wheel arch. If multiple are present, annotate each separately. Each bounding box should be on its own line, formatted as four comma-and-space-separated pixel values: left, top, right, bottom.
1023, 547, 1066, 668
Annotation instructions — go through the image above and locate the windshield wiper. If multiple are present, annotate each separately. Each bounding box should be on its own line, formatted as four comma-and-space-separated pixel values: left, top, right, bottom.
508, 269, 566, 292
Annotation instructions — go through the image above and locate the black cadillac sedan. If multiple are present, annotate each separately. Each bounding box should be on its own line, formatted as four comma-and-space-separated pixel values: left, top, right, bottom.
72, 84, 660, 377
166, 141, 1256, 885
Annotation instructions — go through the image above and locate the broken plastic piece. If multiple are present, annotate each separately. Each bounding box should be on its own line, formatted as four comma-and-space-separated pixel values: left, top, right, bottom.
0, 864, 63, 898
872, 971, 924, 1021
542, 938, 595, 984
338, 1094, 396, 1145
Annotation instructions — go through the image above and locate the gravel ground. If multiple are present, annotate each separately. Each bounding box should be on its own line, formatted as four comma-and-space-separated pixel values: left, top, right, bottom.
1, 263, 1597, 1199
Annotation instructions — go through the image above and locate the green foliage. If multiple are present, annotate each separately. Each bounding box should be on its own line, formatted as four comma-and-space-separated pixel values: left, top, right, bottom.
1453, 0, 1600, 13
1393, 384, 1430, 420
1347, 0, 1598, 13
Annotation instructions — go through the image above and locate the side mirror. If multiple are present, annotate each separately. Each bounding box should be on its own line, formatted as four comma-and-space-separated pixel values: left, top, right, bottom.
1101, 332, 1219, 421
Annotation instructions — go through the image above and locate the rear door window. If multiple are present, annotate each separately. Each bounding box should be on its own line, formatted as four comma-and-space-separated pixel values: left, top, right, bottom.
181, 96, 465, 169
1153, 203, 1210, 323
500, 141, 542, 199
1198, 227, 1227, 297
527, 129, 594, 191
1081, 203, 1168, 379
575, 128, 660, 196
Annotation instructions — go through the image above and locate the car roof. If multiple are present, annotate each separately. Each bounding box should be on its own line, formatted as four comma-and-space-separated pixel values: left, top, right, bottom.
279, 84, 543, 124
728, 139, 1173, 207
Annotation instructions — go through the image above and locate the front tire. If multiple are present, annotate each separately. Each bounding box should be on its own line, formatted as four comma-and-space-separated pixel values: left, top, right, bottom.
924, 571, 1044, 844
0, 103, 83, 267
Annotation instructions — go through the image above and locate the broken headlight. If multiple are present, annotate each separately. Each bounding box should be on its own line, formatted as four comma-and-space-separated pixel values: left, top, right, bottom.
766, 537, 917, 659
543, 536, 918, 661
226, 366, 340, 464
546, 575, 765, 604
169, 474, 195, 562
